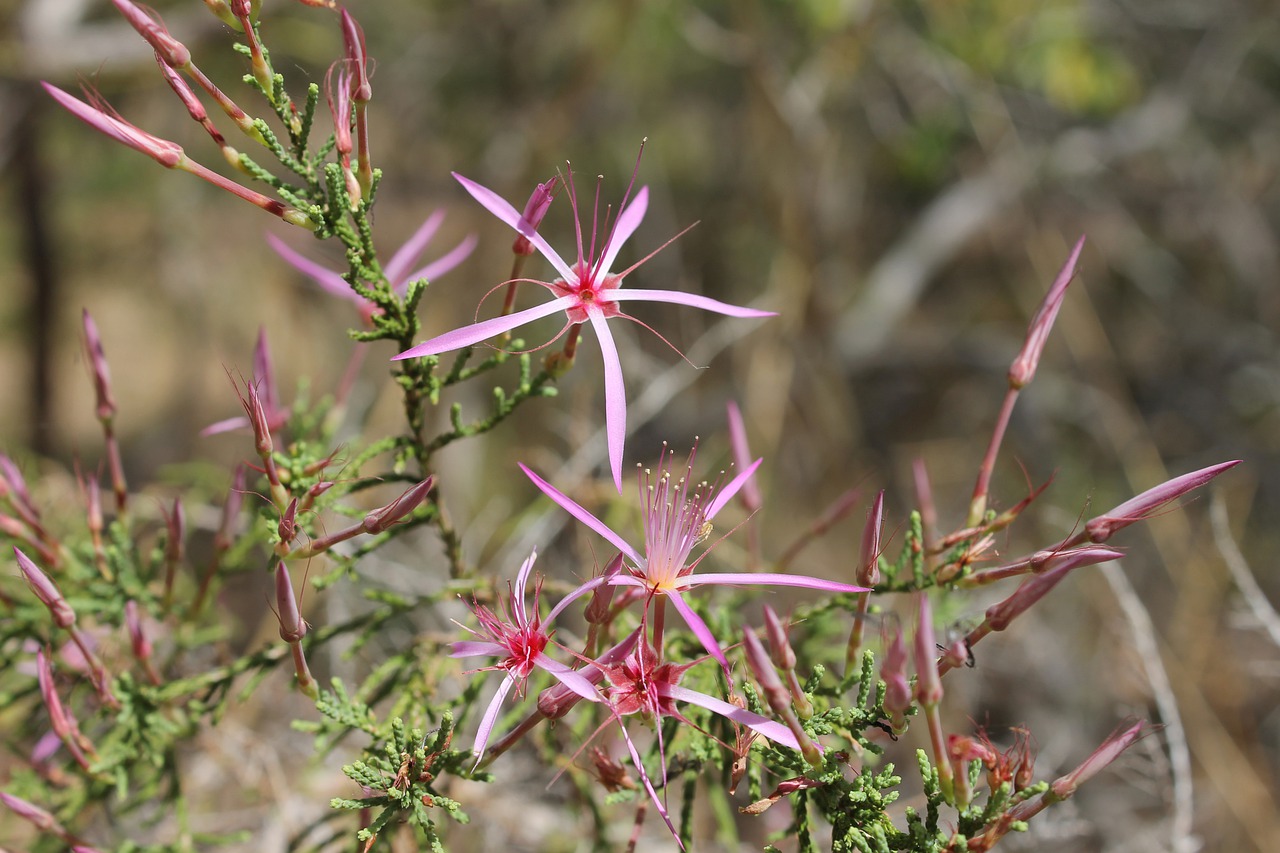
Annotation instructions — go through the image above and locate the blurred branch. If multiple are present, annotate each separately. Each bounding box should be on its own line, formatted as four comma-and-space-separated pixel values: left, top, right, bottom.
1210, 492, 1280, 649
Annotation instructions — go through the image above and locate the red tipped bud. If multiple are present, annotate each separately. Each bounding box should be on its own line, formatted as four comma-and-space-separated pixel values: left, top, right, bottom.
762, 605, 796, 671
277, 498, 299, 551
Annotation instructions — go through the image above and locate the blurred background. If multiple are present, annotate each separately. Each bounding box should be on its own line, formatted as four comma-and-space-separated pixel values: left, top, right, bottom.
2, 0, 1279, 850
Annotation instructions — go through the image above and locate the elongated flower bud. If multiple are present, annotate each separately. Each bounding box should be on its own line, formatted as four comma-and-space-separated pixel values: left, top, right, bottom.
859, 490, 885, 587
363, 477, 435, 534
15, 547, 74, 629
1083, 460, 1242, 544
512, 178, 558, 257
1008, 236, 1085, 390
112, 0, 191, 68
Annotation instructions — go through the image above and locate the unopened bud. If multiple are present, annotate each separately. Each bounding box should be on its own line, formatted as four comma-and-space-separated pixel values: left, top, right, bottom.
762, 605, 796, 671
912, 593, 942, 707
81, 310, 116, 422
985, 547, 1123, 632
275, 562, 306, 643
1008, 236, 1085, 390
112, 0, 191, 68
0, 791, 62, 834
340, 9, 372, 102
1050, 721, 1147, 799
15, 547, 75, 629
363, 477, 435, 534
858, 490, 884, 586
584, 553, 624, 624
276, 498, 299, 553
45, 84, 186, 169
512, 178, 558, 256
1084, 460, 1241, 544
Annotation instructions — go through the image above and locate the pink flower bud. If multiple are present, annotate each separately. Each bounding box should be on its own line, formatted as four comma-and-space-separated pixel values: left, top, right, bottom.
512, 177, 558, 257
81, 309, 117, 423
363, 477, 435, 534
858, 490, 884, 587
743, 625, 786, 705
1084, 460, 1241, 544
0, 454, 33, 512
762, 605, 796, 671
340, 9, 372, 103
1008, 236, 1085, 389
277, 498, 299, 549
984, 546, 1123, 631
0, 791, 62, 833
125, 600, 153, 663
879, 622, 911, 728
214, 464, 246, 553
584, 552, 624, 624
275, 562, 306, 643
111, 0, 191, 68
44, 83, 186, 169
1050, 720, 1147, 799
912, 593, 942, 707
15, 547, 75, 629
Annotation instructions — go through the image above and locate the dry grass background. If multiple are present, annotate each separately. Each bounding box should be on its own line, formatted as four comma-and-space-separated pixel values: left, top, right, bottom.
2, 0, 1280, 850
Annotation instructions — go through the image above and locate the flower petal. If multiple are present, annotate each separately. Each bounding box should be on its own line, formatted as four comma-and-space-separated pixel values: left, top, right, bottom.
472, 674, 516, 764
384, 210, 445, 285
705, 457, 763, 519
611, 288, 776, 318
659, 684, 802, 752
666, 591, 730, 674
534, 652, 600, 701
392, 295, 577, 360
400, 233, 478, 294
450, 640, 509, 659
453, 172, 575, 282
597, 186, 648, 278
520, 464, 640, 563
513, 548, 537, 625
266, 232, 359, 303
588, 311, 628, 493
680, 572, 867, 594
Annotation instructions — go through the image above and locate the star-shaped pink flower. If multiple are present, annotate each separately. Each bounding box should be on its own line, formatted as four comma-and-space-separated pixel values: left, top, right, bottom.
392, 166, 775, 491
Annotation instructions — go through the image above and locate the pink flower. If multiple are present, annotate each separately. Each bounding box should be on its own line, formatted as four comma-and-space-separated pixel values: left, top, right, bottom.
521, 445, 866, 672
451, 549, 598, 762
392, 166, 776, 491
267, 211, 476, 324
595, 640, 804, 849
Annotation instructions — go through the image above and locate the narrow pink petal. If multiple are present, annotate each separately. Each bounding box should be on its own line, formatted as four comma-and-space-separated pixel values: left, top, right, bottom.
667, 591, 730, 673
612, 711, 684, 849
660, 684, 802, 752
200, 415, 250, 437
453, 172, 574, 282
384, 210, 445, 285
545, 575, 643, 624
597, 186, 648, 277
534, 653, 600, 701
450, 640, 509, 659
520, 464, 640, 562
611, 288, 776, 317
392, 295, 577, 360
472, 674, 516, 763
513, 548, 537, 625
588, 311, 628, 493
680, 572, 867, 594
265, 232, 359, 302
399, 233, 479, 294
705, 457, 763, 519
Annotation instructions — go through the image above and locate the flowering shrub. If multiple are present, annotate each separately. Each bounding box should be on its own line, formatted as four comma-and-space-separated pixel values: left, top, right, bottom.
1, 3, 1241, 852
